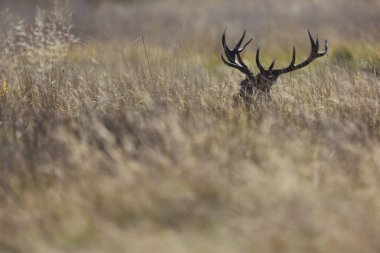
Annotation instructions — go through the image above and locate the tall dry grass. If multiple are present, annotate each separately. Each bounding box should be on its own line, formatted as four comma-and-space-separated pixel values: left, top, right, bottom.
0, 2, 380, 253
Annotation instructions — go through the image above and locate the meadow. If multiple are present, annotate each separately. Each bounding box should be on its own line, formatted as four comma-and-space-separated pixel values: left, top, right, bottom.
0, 0, 380, 252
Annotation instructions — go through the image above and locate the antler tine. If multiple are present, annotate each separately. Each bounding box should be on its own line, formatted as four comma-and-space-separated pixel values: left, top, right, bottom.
316, 34, 319, 50
236, 38, 253, 69
222, 26, 230, 51
308, 30, 317, 52
234, 30, 246, 52
306, 30, 328, 60
229, 29, 253, 53
268, 59, 276, 71
222, 28, 236, 63
221, 54, 249, 73
235, 31, 252, 69
270, 30, 329, 75
223, 28, 253, 60
317, 40, 328, 57
221, 54, 253, 75
221, 27, 254, 77
222, 27, 241, 62
290, 46, 296, 67
236, 52, 250, 69
221, 54, 241, 69
239, 38, 253, 52
256, 47, 277, 73
256, 48, 267, 73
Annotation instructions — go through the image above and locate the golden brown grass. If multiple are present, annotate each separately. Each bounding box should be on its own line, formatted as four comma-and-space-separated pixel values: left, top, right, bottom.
0, 1, 380, 253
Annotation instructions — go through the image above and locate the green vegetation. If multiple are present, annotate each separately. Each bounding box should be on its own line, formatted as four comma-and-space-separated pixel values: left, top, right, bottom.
0, 1, 380, 253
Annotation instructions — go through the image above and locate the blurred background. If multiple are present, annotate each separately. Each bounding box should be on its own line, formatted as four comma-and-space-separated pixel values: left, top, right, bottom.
1, 0, 379, 44
1, 1, 380, 253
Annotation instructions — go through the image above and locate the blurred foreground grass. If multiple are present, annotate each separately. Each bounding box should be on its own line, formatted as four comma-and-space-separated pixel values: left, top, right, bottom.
0, 2, 380, 253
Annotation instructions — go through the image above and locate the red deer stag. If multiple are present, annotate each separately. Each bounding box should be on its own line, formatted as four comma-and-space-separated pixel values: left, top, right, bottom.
221, 28, 328, 104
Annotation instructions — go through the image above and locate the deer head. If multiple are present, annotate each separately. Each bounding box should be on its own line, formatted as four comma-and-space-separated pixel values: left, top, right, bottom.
221, 28, 328, 103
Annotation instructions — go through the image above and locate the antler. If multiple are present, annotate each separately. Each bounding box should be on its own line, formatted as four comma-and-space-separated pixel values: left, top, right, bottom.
221, 27, 254, 78
256, 30, 328, 75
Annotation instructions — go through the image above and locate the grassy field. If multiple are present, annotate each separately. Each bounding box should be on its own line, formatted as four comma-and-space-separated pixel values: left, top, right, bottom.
0, 1, 380, 252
